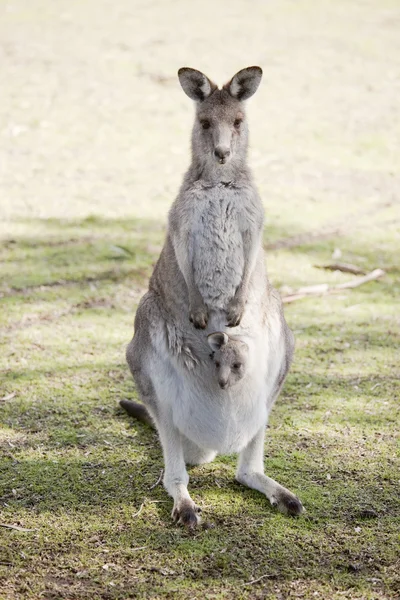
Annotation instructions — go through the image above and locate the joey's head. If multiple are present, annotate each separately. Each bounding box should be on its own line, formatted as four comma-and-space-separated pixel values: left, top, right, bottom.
207, 332, 249, 390
178, 67, 262, 173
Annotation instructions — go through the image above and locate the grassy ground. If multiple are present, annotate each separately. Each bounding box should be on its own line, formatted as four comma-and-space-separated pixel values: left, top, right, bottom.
1, 1, 399, 598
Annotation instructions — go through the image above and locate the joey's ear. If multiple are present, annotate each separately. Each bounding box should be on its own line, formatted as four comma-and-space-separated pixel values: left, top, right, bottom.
225, 66, 262, 100
178, 68, 217, 101
238, 340, 249, 354
207, 332, 229, 352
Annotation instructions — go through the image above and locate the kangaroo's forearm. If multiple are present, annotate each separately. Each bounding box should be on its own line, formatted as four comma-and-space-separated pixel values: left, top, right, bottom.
171, 231, 208, 328
225, 226, 262, 327
237, 228, 262, 298
173, 234, 203, 303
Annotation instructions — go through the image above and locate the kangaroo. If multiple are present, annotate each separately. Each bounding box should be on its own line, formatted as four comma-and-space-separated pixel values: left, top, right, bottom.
207, 332, 249, 390
123, 67, 303, 528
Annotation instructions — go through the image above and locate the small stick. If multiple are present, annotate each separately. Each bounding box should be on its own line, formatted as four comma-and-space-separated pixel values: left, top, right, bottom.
1, 392, 16, 402
241, 573, 275, 586
335, 268, 385, 289
0, 524, 36, 532
132, 502, 145, 518
314, 262, 366, 275
282, 269, 385, 304
149, 469, 164, 490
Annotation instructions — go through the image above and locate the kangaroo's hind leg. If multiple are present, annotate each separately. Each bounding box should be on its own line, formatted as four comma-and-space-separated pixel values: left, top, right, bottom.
155, 408, 203, 528
237, 316, 303, 515
236, 425, 303, 516
127, 339, 202, 528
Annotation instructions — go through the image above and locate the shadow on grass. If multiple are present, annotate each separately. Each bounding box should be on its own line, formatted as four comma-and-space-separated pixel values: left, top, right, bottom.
0, 447, 398, 598
0, 216, 165, 292
0, 373, 398, 511
1, 214, 399, 293
1, 437, 398, 517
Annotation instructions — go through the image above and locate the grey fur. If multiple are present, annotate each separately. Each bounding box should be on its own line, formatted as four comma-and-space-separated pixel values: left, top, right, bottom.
207, 331, 249, 389
124, 67, 303, 526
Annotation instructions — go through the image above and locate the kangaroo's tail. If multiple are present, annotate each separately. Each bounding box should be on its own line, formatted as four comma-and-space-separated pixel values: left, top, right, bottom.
119, 399, 154, 428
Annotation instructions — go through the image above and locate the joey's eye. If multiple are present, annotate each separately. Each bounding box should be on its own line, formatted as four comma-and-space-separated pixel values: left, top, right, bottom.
215, 361, 220, 368
234, 119, 242, 129
233, 363, 241, 370
201, 120, 211, 130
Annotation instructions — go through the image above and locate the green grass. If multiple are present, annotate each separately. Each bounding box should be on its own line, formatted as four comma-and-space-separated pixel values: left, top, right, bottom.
1, 213, 399, 599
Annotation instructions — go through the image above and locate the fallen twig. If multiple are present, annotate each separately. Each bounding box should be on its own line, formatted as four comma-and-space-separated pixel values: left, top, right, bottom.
370, 383, 381, 392
5, 451, 19, 462
334, 268, 385, 289
132, 502, 145, 518
241, 573, 275, 586
1, 392, 16, 402
0, 523, 36, 532
149, 469, 164, 490
282, 269, 385, 304
314, 262, 366, 275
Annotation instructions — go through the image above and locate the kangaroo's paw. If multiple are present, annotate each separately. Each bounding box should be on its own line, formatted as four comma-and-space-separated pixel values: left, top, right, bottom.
270, 489, 304, 516
172, 498, 202, 529
226, 297, 245, 328
189, 305, 208, 330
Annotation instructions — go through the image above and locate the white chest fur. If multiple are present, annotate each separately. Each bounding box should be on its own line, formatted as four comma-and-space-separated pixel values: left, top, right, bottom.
190, 187, 245, 309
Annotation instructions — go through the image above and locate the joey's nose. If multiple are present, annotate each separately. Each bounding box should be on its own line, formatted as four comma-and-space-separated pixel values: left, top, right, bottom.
219, 380, 228, 390
214, 147, 230, 161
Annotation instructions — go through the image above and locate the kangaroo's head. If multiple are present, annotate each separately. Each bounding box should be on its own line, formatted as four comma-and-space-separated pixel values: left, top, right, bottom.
207, 332, 249, 390
178, 67, 262, 174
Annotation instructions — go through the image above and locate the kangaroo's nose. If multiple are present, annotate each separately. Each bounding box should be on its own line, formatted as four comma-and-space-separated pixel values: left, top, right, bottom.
219, 380, 228, 389
214, 147, 231, 161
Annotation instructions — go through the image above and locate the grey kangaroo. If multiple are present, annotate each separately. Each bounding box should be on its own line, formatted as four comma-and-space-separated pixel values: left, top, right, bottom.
122, 67, 303, 528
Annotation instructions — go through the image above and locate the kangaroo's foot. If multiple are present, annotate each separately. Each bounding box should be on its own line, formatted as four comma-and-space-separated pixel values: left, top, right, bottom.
237, 426, 304, 517
270, 485, 304, 516
172, 497, 202, 529
236, 470, 303, 516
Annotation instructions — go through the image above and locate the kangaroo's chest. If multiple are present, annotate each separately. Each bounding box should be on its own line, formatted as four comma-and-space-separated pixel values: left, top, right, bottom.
190, 189, 244, 308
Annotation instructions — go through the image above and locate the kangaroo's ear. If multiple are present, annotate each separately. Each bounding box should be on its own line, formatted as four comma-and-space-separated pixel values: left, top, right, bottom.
178, 68, 217, 102
225, 66, 262, 100
238, 340, 249, 354
207, 332, 229, 352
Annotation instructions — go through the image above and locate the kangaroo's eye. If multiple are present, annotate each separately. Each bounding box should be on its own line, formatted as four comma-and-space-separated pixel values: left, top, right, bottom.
201, 120, 211, 130
215, 361, 220, 368
233, 363, 241, 370
234, 119, 242, 129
